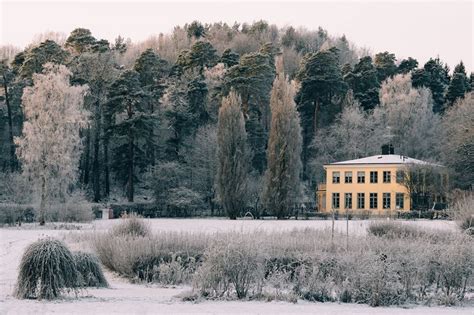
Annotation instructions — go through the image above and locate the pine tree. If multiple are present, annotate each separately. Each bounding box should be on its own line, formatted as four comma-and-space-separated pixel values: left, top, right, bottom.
19, 40, 69, 79
295, 47, 346, 177
263, 66, 302, 219
397, 57, 418, 74
344, 56, 380, 110
107, 70, 153, 202
15, 64, 89, 225
446, 61, 469, 107
412, 57, 449, 113
65, 28, 97, 54
216, 91, 249, 219
374, 51, 397, 82
220, 49, 239, 68
134, 49, 168, 166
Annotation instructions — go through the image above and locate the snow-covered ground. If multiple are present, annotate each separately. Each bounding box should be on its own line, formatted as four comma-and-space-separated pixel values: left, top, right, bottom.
0, 219, 471, 315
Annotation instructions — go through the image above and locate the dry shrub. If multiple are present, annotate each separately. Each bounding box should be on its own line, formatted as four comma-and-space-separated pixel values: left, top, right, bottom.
368, 221, 424, 238
15, 238, 79, 300
73, 251, 108, 288
93, 231, 206, 284
47, 202, 94, 223
111, 213, 151, 237
87, 226, 473, 306
193, 234, 265, 299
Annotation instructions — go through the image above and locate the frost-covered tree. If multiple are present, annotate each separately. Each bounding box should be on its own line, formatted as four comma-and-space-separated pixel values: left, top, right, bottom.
375, 74, 440, 160
310, 98, 379, 183
15, 64, 89, 225
441, 92, 473, 189
216, 91, 249, 219
263, 67, 302, 219
184, 125, 218, 214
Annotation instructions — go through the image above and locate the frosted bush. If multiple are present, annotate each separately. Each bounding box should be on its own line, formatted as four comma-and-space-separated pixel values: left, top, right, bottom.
15, 238, 79, 300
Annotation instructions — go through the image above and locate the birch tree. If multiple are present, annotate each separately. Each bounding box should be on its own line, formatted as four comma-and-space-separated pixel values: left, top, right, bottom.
15, 63, 89, 225
216, 91, 249, 219
263, 67, 303, 219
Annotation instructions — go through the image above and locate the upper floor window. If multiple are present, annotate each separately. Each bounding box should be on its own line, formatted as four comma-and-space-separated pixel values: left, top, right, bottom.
332, 171, 340, 184
357, 171, 365, 183
370, 171, 378, 183
345, 171, 353, 183
383, 171, 391, 183
396, 170, 404, 183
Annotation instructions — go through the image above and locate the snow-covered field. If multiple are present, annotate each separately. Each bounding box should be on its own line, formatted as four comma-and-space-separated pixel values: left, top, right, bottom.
0, 219, 471, 315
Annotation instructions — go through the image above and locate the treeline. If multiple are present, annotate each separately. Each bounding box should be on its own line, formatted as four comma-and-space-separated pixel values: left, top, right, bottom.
0, 21, 473, 219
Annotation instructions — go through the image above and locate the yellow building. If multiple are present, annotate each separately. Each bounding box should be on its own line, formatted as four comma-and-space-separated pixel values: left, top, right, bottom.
316, 154, 437, 214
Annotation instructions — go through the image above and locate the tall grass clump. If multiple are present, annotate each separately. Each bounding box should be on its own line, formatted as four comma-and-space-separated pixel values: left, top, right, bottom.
73, 251, 108, 288
450, 194, 474, 236
111, 213, 151, 237
15, 238, 79, 300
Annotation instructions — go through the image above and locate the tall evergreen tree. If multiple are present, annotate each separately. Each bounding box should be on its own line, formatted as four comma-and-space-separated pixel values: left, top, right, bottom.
0, 59, 18, 171
263, 66, 302, 219
65, 28, 97, 54
446, 61, 469, 107
412, 57, 449, 113
19, 40, 69, 79
374, 51, 397, 82
107, 70, 153, 202
295, 47, 346, 176
220, 49, 239, 68
344, 56, 380, 110
224, 49, 275, 172
216, 91, 249, 219
397, 57, 418, 74
134, 49, 168, 165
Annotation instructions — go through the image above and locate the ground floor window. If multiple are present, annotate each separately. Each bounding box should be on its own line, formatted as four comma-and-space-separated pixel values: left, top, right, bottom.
344, 193, 352, 209
370, 193, 378, 209
332, 193, 340, 209
383, 193, 391, 209
357, 193, 365, 209
396, 193, 404, 209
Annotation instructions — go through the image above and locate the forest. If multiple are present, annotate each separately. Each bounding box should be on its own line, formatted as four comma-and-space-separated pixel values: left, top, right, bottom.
0, 21, 473, 221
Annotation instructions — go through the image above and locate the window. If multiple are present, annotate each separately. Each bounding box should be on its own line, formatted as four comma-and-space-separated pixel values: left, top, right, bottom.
332, 193, 340, 209
383, 171, 391, 183
345, 171, 353, 183
396, 170, 404, 183
383, 193, 391, 209
370, 171, 378, 183
396, 193, 404, 209
357, 193, 365, 209
344, 193, 352, 209
357, 171, 365, 183
369, 193, 378, 209
332, 172, 340, 184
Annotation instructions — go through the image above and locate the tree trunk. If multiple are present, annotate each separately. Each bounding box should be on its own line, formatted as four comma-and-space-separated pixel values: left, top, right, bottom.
127, 103, 134, 202
39, 176, 46, 226
127, 131, 134, 202
103, 138, 110, 198
2, 73, 16, 172
83, 127, 91, 185
92, 100, 101, 202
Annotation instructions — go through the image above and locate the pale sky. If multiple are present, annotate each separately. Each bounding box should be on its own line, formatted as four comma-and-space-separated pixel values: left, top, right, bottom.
1, 0, 473, 72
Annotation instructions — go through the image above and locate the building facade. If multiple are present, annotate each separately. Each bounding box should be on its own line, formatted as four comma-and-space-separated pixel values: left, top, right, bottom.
316, 154, 440, 214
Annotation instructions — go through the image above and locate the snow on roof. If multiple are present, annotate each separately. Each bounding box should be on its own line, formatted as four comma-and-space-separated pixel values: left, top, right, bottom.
326, 154, 441, 166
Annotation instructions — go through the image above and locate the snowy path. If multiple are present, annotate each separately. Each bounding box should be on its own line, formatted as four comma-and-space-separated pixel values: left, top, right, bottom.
0, 221, 471, 314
